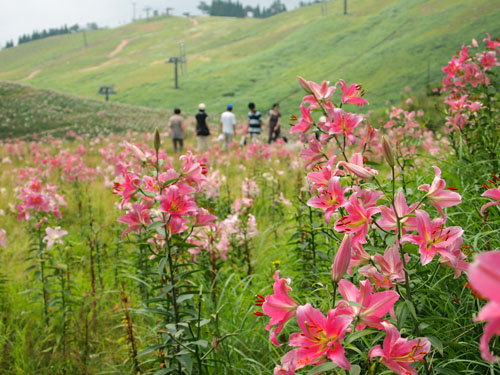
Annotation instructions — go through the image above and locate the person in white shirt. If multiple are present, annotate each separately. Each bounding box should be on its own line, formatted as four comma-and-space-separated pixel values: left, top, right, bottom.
220, 104, 237, 151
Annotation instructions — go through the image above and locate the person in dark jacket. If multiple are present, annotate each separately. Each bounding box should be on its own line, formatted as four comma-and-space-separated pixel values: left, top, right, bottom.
195, 103, 210, 152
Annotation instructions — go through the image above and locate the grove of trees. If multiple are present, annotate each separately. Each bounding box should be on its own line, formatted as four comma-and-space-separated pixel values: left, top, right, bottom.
198, 0, 287, 18
11, 23, 99, 47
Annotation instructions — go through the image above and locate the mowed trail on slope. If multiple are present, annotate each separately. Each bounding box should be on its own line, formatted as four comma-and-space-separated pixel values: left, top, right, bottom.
108, 39, 131, 58
20, 69, 41, 81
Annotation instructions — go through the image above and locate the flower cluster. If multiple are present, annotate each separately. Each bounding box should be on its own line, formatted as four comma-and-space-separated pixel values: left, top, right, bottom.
115, 150, 216, 239
442, 34, 499, 132
15, 177, 67, 221
256, 76, 472, 374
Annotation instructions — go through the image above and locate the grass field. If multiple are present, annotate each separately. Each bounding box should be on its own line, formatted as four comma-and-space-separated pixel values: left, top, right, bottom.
1, 0, 499, 118
0, 81, 170, 139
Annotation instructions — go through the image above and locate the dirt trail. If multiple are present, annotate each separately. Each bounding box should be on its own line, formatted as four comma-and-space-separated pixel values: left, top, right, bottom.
79, 59, 117, 73
189, 17, 199, 26
20, 69, 41, 81
108, 39, 131, 58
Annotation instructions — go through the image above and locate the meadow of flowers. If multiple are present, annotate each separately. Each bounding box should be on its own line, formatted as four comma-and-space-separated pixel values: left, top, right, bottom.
0, 34, 499, 375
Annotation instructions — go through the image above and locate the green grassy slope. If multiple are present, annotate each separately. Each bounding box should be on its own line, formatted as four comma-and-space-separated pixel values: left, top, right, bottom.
0, 81, 169, 139
1, 0, 499, 118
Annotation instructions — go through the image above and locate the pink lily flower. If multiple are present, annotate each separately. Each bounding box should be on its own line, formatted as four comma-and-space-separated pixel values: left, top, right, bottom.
279, 303, 353, 371
353, 186, 383, 209
402, 210, 463, 266
358, 265, 394, 290
123, 141, 148, 162
158, 185, 198, 218
337, 153, 378, 181
300, 135, 325, 169
359, 246, 409, 289
43, 226, 68, 250
337, 279, 399, 330
309, 80, 336, 102
25, 193, 50, 213
301, 94, 322, 110
306, 156, 341, 192
438, 237, 468, 278
335, 193, 380, 245
307, 177, 349, 223
180, 151, 206, 189
377, 192, 418, 233
329, 108, 363, 138
348, 242, 371, 273
193, 208, 217, 227
118, 202, 152, 238
29, 178, 42, 192
484, 33, 500, 53
481, 187, 500, 215
113, 171, 141, 207
297, 77, 336, 101
373, 246, 408, 284
479, 51, 500, 70
369, 322, 431, 375
361, 249, 409, 290
418, 166, 461, 217
445, 95, 468, 112
273, 357, 297, 375
332, 235, 352, 282
290, 105, 313, 137
467, 251, 500, 362
337, 79, 369, 107
262, 271, 300, 346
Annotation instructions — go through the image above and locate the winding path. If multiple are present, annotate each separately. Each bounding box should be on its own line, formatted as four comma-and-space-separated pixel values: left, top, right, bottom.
20, 69, 41, 81
108, 39, 131, 58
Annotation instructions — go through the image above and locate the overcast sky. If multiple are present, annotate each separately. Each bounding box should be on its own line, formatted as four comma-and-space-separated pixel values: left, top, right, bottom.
0, 0, 302, 46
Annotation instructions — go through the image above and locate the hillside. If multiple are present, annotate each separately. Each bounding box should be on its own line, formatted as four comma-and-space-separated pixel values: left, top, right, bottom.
1, 0, 499, 118
0, 81, 169, 139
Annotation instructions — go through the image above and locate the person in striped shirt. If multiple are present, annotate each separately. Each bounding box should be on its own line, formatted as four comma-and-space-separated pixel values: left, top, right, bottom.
247, 102, 263, 142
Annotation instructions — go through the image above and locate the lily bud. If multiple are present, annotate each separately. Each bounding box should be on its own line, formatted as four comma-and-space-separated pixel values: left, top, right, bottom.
382, 136, 394, 168
338, 161, 378, 180
332, 234, 352, 282
297, 76, 313, 94
153, 127, 161, 152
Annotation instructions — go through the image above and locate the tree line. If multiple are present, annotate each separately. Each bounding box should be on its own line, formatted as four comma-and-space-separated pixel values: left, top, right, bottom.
3, 23, 100, 49
197, 0, 287, 18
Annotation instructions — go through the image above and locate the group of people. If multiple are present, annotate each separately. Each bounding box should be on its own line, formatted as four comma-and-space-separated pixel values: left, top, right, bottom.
167, 102, 282, 153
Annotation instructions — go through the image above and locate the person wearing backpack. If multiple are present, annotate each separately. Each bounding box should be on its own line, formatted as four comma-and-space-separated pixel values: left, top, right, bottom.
196, 103, 210, 152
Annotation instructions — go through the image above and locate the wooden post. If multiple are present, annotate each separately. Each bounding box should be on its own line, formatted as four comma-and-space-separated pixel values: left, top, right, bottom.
344, 0, 347, 15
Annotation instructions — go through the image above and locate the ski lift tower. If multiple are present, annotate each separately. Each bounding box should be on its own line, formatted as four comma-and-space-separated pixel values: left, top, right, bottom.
98, 85, 116, 101
167, 42, 187, 89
